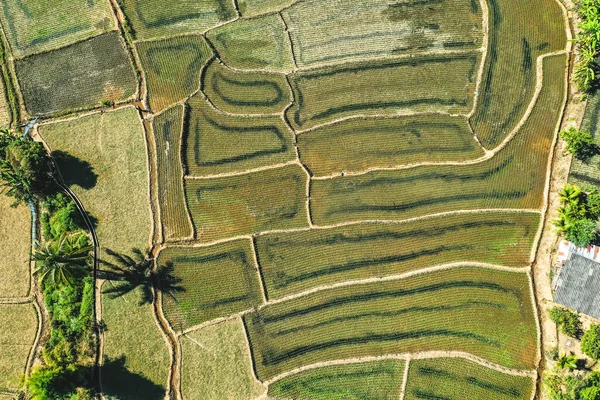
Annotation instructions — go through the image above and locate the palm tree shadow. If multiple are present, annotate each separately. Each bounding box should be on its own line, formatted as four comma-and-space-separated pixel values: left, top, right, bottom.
101, 356, 166, 400
99, 248, 184, 305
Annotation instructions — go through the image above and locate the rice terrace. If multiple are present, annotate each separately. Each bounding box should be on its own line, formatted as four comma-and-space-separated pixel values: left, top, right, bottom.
0, 0, 591, 398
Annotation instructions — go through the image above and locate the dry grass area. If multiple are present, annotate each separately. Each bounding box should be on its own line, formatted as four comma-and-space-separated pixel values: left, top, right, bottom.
0, 194, 31, 298
0, 303, 37, 391
39, 107, 152, 255
180, 318, 265, 400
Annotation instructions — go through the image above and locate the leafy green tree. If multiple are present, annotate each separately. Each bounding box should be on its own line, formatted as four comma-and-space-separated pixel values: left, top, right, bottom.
33, 235, 92, 287
549, 307, 581, 337
566, 218, 598, 247
582, 324, 600, 360
560, 127, 597, 160
557, 354, 579, 370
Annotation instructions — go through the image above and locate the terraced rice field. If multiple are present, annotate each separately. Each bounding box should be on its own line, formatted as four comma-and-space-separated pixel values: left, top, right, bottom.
267, 360, 405, 400
0, 195, 31, 298
0, 303, 37, 392
245, 267, 537, 380
4, 0, 569, 396
404, 357, 534, 400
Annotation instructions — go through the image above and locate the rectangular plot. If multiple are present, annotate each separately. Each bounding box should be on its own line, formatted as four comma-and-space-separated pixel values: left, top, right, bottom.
267, 360, 405, 400
184, 94, 296, 176
39, 107, 151, 255
286, 53, 480, 130
0, 0, 114, 57
203, 59, 292, 115
0, 303, 37, 391
469, 0, 566, 148
297, 115, 484, 176
405, 358, 534, 400
283, 0, 483, 68
157, 240, 264, 330
310, 54, 566, 224
137, 35, 213, 113
185, 164, 308, 241
16, 32, 137, 115
101, 284, 169, 399
238, 0, 295, 17
180, 319, 265, 399
207, 14, 294, 72
120, 0, 237, 40
256, 212, 539, 299
569, 91, 600, 189
152, 105, 193, 241
0, 194, 31, 298
245, 267, 537, 381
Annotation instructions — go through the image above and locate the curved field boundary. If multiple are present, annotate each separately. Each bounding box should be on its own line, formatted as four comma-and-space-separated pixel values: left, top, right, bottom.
262, 352, 535, 389
309, 50, 567, 180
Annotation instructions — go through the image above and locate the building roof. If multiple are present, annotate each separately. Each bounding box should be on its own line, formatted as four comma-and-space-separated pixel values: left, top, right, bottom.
555, 253, 600, 320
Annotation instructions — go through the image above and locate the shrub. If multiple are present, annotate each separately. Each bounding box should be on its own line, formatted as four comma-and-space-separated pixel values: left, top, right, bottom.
582, 324, 600, 360
566, 218, 598, 247
549, 307, 581, 337
560, 127, 596, 160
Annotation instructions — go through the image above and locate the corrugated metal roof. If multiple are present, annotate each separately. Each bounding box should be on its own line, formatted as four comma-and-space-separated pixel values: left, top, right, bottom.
555, 253, 600, 319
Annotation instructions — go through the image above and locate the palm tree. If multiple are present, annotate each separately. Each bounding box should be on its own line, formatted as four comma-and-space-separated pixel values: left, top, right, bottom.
559, 184, 582, 206
33, 235, 92, 287
556, 353, 578, 370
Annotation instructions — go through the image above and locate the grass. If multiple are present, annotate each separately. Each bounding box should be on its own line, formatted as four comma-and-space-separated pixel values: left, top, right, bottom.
118, 0, 236, 40
0, 303, 37, 391
0, 0, 114, 57
286, 53, 481, 130
184, 94, 296, 176
256, 211, 539, 299
238, 0, 295, 17
157, 240, 264, 331
469, 0, 566, 148
0, 194, 31, 298
310, 54, 566, 225
202, 59, 292, 115
207, 14, 294, 72
245, 266, 537, 381
405, 357, 534, 400
268, 360, 405, 400
152, 105, 193, 241
180, 318, 264, 399
0, 73, 11, 128
15, 32, 137, 115
282, 0, 483, 68
136, 35, 213, 113
569, 92, 600, 189
297, 115, 484, 176
39, 106, 151, 255
185, 164, 308, 242
101, 283, 169, 399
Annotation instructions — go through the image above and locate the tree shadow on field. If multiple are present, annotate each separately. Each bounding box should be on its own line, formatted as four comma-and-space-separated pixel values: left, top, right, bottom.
101, 356, 166, 400
99, 248, 185, 306
52, 150, 98, 190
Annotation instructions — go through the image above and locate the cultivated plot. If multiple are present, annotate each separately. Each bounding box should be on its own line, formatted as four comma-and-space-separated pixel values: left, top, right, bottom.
282, 0, 483, 68
137, 34, 213, 113
297, 115, 484, 175
569, 92, 600, 188
310, 54, 566, 224
119, 0, 237, 40
405, 357, 534, 400
286, 53, 481, 131
185, 164, 308, 241
207, 14, 294, 72
267, 360, 405, 400
0, 303, 37, 392
0, 0, 114, 57
184, 94, 296, 176
39, 107, 151, 254
0, 194, 31, 298
245, 267, 537, 380
256, 211, 539, 299
238, 0, 296, 18
16, 32, 137, 115
180, 319, 265, 400
158, 240, 264, 331
152, 105, 193, 241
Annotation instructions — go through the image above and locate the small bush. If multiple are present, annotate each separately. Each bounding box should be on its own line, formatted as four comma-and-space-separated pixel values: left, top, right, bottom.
549, 307, 580, 337
582, 324, 600, 360
560, 127, 596, 160
566, 218, 598, 247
